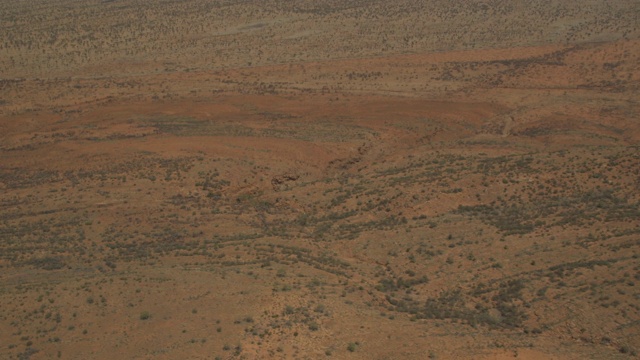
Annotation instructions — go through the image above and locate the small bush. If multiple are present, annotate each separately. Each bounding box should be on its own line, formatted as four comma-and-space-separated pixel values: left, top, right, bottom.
140, 311, 151, 320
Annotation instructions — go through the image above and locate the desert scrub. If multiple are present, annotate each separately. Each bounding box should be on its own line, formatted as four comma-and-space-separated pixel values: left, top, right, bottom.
139, 311, 151, 320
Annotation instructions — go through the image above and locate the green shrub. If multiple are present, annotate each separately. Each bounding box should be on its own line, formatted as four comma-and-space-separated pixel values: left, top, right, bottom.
140, 311, 151, 320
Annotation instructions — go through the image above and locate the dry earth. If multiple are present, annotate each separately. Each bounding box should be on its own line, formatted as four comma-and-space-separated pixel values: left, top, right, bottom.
1, 0, 639, 359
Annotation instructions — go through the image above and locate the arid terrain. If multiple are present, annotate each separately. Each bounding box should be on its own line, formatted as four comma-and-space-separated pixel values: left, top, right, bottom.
1, 0, 639, 359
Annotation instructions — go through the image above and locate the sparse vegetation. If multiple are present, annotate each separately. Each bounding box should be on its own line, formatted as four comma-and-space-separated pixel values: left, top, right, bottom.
0, 0, 638, 359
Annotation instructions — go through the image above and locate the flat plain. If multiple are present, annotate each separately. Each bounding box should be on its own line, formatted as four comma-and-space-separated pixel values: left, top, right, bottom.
1, 0, 639, 359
